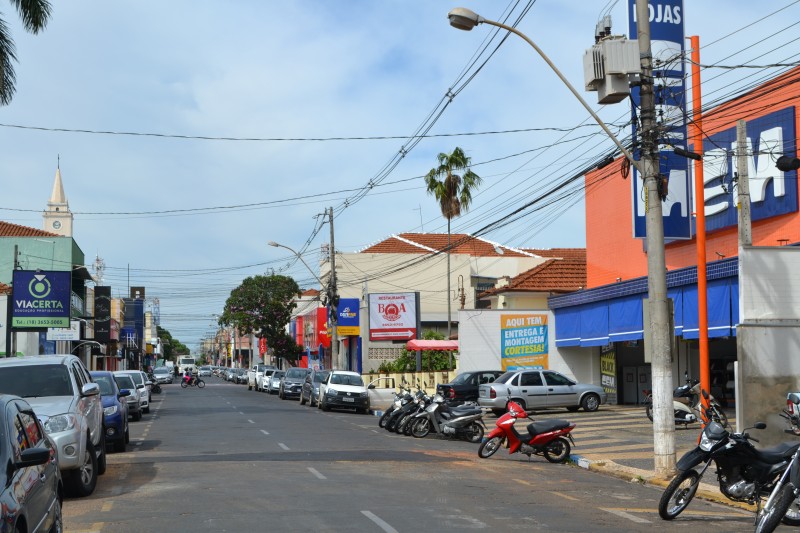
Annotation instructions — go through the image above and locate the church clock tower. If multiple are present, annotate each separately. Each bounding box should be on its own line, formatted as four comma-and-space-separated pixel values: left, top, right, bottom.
42, 165, 73, 237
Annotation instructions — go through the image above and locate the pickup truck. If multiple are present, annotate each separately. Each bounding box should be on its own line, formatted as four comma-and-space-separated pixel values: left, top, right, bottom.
436, 370, 503, 404
248, 363, 276, 391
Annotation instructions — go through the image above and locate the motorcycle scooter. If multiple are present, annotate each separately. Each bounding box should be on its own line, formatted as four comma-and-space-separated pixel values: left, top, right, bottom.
644, 373, 728, 428
410, 393, 484, 442
477, 400, 575, 463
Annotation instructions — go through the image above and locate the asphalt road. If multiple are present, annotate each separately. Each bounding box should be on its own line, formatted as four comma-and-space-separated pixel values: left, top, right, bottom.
63, 378, 759, 532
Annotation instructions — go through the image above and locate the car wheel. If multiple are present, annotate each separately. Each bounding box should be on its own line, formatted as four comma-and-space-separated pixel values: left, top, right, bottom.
566, 406, 580, 412
66, 438, 98, 497
321, 397, 330, 411
133, 410, 142, 422
581, 393, 600, 412
97, 434, 107, 475
309, 394, 316, 407
124, 425, 130, 444
143, 405, 150, 414
49, 490, 63, 533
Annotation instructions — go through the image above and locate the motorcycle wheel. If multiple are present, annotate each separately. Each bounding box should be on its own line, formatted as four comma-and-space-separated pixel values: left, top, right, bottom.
385, 414, 400, 432
378, 408, 393, 428
402, 418, 414, 436
395, 414, 411, 434
658, 469, 700, 520
411, 419, 431, 438
478, 436, 503, 459
543, 437, 571, 463
180, 381, 188, 389
197, 379, 205, 388
464, 422, 484, 443
755, 484, 796, 533
645, 404, 653, 422
782, 489, 800, 526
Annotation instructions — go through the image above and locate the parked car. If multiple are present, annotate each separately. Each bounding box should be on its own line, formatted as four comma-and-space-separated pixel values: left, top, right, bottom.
152, 366, 174, 384
235, 368, 248, 384
90, 371, 130, 453
0, 394, 63, 532
198, 366, 212, 377
0, 354, 106, 498
248, 364, 276, 391
258, 369, 277, 392
279, 367, 310, 400
113, 374, 142, 421
114, 370, 151, 414
318, 370, 370, 413
437, 370, 503, 403
300, 369, 329, 407
478, 369, 607, 415
267, 371, 285, 394
224, 368, 236, 381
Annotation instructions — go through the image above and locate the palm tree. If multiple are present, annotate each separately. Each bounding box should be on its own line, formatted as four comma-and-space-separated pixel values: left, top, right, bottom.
0, 0, 52, 106
425, 146, 482, 351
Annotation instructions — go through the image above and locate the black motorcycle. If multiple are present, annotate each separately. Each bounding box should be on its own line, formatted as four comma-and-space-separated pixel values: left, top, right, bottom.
753, 394, 800, 533
147, 373, 162, 394
386, 386, 426, 433
659, 419, 800, 521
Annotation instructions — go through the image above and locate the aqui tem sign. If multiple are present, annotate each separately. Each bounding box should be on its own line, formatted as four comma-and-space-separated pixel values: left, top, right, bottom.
11, 270, 71, 328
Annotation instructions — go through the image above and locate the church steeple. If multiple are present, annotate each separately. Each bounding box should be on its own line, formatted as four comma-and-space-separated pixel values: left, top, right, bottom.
43, 159, 73, 237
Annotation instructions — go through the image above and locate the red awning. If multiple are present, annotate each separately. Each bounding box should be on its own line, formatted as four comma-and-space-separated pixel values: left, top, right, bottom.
405, 339, 459, 351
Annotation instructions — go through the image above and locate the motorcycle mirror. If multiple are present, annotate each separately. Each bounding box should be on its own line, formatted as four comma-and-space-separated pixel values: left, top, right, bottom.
749, 422, 767, 430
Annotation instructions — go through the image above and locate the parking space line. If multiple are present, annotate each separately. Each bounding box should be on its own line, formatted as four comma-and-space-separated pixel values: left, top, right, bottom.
308, 467, 326, 479
260, 430, 270, 436
278, 443, 290, 450
247, 419, 254, 424
551, 491, 579, 501
601, 508, 651, 524
361, 510, 398, 533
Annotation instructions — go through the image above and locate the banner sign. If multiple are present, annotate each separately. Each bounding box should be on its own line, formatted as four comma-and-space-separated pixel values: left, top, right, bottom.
337, 298, 360, 336
46, 320, 80, 341
702, 107, 798, 231
629, 0, 692, 240
600, 344, 618, 404
11, 270, 71, 328
368, 293, 417, 341
94, 286, 111, 342
500, 313, 549, 371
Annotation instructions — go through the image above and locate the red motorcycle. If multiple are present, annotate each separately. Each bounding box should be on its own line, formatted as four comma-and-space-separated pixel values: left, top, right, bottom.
478, 401, 576, 463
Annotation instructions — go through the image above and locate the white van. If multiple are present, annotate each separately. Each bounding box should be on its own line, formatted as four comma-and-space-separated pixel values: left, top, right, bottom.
178, 356, 197, 375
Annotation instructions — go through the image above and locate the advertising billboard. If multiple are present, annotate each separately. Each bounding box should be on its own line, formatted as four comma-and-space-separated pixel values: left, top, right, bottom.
11, 270, 71, 328
500, 313, 549, 371
94, 286, 112, 342
337, 298, 360, 336
368, 292, 417, 341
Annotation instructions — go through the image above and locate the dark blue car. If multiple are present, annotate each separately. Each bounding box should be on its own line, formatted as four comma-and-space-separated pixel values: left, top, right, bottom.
90, 371, 130, 453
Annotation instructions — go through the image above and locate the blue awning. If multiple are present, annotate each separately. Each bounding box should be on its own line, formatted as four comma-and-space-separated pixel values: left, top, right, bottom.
579, 302, 609, 347
608, 295, 643, 342
554, 307, 581, 347
682, 278, 733, 339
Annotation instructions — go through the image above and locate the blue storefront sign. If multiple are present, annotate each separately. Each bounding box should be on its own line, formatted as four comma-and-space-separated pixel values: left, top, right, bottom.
629, 0, 692, 240
11, 270, 71, 328
337, 298, 360, 336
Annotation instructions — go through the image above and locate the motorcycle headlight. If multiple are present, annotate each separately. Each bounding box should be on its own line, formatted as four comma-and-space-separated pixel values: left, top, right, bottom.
699, 430, 719, 451
104, 405, 119, 416
43, 414, 78, 434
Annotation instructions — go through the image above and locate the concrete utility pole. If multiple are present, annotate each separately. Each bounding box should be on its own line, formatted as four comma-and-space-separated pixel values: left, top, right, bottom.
635, 0, 676, 477
736, 120, 753, 248
328, 207, 340, 369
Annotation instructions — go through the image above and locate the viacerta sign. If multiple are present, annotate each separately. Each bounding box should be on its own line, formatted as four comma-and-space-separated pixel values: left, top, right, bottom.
12, 271, 71, 328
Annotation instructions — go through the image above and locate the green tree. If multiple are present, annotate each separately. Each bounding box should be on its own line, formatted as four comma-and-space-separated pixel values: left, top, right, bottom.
156, 326, 188, 360
0, 0, 52, 105
218, 274, 303, 365
425, 146, 482, 341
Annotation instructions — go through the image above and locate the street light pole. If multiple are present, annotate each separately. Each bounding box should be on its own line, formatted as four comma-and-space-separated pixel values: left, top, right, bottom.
447, 5, 674, 475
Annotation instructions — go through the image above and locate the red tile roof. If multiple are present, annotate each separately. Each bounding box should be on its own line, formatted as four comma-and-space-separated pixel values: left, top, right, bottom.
481, 249, 586, 296
0, 221, 59, 238
360, 233, 536, 258
301, 289, 320, 297
0, 282, 9, 295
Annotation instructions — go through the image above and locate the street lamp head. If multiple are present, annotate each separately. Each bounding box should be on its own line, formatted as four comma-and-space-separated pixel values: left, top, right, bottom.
267, 241, 279, 248
448, 7, 483, 31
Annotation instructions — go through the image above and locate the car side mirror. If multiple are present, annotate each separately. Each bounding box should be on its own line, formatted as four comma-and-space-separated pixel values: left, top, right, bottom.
118, 389, 131, 398
15, 448, 50, 469
82, 383, 100, 397
368, 384, 376, 389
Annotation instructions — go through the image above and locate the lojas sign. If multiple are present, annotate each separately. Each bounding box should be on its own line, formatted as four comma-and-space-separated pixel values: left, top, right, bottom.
12, 271, 71, 328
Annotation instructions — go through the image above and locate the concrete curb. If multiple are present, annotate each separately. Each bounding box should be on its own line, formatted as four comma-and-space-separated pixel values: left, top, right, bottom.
568, 453, 756, 513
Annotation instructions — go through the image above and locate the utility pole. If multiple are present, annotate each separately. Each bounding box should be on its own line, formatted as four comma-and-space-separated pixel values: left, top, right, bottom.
328, 207, 340, 369
635, 0, 675, 477
4, 245, 18, 358
736, 120, 752, 248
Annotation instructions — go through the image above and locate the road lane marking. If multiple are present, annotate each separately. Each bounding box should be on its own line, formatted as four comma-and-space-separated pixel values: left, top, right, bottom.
361, 511, 398, 533
101, 501, 114, 512
239, 411, 245, 415
248, 419, 254, 424
308, 467, 326, 479
601, 508, 651, 524
261, 430, 270, 435
278, 443, 290, 450
551, 491, 579, 501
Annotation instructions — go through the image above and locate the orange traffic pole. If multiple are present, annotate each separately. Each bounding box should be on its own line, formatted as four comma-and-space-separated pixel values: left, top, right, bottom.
690, 35, 711, 414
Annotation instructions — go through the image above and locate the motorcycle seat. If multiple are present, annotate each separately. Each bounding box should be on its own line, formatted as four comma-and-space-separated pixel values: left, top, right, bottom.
527, 419, 572, 436
753, 441, 800, 464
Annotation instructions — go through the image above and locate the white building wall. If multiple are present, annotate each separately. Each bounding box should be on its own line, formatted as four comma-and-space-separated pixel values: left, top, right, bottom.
457, 308, 600, 385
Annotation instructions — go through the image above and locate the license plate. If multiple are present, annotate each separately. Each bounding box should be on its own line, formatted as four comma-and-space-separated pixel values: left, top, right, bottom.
343, 397, 354, 402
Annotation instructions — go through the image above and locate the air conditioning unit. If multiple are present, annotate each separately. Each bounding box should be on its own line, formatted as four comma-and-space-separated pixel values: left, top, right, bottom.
583, 37, 640, 104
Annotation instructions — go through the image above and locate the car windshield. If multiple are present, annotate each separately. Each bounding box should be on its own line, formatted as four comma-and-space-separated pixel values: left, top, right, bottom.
450, 373, 472, 385
313, 372, 329, 383
494, 372, 516, 384
92, 375, 116, 396
154, 367, 169, 374
285, 369, 306, 379
273, 372, 285, 380
329, 374, 363, 386
122, 373, 144, 387
0, 364, 74, 397
200, 366, 210, 371
114, 375, 135, 390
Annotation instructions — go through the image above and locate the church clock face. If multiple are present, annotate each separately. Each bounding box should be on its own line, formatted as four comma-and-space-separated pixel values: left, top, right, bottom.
52, 220, 61, 230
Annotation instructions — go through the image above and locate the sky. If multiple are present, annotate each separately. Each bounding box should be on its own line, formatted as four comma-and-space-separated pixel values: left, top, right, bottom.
0, 0, 797, 349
